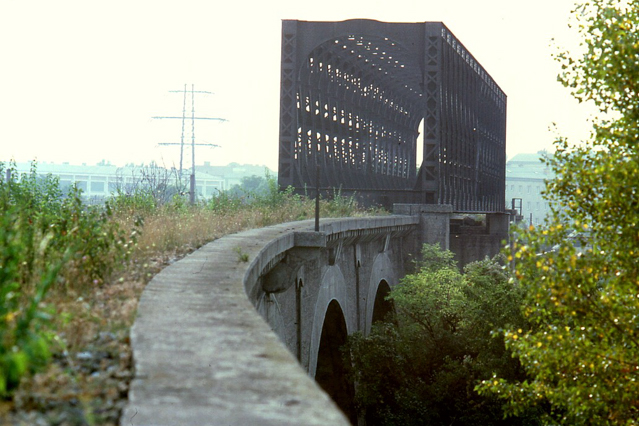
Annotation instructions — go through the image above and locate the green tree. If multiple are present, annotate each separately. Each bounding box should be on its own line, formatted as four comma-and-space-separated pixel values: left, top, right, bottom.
477, 1, 639, 424
228, 175, 270, 198
345, 244, 536, 425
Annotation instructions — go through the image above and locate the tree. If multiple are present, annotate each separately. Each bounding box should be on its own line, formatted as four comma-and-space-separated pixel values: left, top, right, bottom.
228, 175, 269, 197
477, 1, 639, 424
111, 164, 186, 212
345, 245, 536, 425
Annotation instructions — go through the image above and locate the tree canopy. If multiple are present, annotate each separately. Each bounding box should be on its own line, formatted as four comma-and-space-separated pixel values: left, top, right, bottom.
477, 0, 639, 424
345, 245, 536, 425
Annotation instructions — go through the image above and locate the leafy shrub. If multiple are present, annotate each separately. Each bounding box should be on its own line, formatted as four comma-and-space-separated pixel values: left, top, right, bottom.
0, 207, 63, 395
109, 188, 158, 216
206, 189, 243, 214
56, 188, 138, 288
224, 173, 299, 210
345, 244, 539, 425
0, 161, 136, 395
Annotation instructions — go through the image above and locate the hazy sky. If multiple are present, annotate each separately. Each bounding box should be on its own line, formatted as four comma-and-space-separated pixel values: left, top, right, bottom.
1, 0, 594, 171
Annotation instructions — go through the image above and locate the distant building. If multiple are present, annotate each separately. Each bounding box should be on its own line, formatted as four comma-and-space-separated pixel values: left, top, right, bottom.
5, 161, 276, 201
6, 161, 224, 201
505, 152, 555, 225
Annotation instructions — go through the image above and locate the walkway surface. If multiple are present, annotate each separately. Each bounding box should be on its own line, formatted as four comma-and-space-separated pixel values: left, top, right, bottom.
120, 220, 350, 426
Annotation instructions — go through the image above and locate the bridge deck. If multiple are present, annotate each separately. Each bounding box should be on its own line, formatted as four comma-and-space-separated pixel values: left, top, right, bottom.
121, 216, 419, 425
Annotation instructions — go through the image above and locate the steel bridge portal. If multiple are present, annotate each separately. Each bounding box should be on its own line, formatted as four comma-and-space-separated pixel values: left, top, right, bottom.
278, 19, 506, 212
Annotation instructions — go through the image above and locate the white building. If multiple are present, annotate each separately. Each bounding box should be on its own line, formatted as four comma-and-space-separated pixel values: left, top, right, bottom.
505, 152, 555, 226
6, 161, 225, 201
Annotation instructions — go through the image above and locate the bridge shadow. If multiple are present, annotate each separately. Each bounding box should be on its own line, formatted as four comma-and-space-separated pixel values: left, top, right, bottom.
371, 280, 394, 325
315, 281, 396, 425
315, 300, 357, 424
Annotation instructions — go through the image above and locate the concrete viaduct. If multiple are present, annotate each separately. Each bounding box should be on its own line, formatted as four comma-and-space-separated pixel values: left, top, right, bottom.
121, 205, 509, 425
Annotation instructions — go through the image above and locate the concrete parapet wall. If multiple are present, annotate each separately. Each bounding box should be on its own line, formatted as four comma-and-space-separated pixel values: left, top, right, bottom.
450, 213, 510, 267
394, 204, 452, 250
121, 215, 419, 426
449, 233, 506, 266
121, 220, 349, 426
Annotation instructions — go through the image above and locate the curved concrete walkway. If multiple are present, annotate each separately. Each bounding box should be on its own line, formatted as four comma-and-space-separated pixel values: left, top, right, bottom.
120, 219, 350, 426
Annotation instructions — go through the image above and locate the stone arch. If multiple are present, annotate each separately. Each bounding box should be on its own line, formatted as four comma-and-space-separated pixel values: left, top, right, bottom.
371, 279, 394, 325
364, 252, 397, 335
314, 300, 356, 424
308, 265, 353, 377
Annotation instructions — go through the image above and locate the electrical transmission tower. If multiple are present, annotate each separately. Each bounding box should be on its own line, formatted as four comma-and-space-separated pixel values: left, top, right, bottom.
153, 84, 227, 203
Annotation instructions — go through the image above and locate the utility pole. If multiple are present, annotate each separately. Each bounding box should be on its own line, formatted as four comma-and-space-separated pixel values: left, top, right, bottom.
153, 84, 226, 203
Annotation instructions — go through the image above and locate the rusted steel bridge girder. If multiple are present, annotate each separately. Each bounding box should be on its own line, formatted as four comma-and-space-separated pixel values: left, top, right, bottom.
278, 19, 507, 212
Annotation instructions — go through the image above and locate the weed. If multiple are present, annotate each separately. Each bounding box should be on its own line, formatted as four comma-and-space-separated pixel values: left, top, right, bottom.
234, 247, 249, 263
207, 190, 242, 214
0, 161, 135, 396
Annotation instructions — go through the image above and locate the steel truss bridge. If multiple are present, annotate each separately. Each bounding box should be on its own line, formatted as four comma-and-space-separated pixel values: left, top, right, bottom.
278, 19, 507, 212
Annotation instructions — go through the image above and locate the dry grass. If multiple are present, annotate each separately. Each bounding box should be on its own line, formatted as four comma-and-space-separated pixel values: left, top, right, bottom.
2, 195, 382, 425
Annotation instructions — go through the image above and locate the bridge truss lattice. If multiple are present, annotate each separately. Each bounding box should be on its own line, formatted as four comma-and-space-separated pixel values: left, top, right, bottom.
278, 20, 506, 212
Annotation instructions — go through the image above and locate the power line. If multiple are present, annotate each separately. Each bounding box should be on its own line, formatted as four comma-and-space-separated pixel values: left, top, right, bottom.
152, 84, 226, 203
168, 89, 213, 94
158, 143, 220, 147
152, 116, 227, 121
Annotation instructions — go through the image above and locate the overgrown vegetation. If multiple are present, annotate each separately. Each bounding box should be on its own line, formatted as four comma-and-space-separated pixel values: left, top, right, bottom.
0, 165, 377, 424
0, 163, 134, 400
476, 0, 639, 424
345, 244, 540, 425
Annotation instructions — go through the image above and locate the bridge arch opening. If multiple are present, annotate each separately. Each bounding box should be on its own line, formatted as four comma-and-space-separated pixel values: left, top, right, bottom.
416, 118, 424, 171
371, 279, 395, 325
294, 33, 424, 194
315, 300, 356, 424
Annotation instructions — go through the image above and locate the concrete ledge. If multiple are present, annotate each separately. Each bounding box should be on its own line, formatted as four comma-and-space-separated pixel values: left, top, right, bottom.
121, 220, 349, 426
393, 203, 454, 215
294, 231, 327, 248
121, 216, 419, 425
317, 215, 419, 235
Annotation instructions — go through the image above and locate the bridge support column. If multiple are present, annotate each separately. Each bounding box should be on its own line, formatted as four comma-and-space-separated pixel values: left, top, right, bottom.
486, 212, 510, 238
394, 204, 453, 250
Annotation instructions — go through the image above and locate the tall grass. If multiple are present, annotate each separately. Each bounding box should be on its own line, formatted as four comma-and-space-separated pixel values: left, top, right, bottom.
0, 162, 135, 397
128, 177, 378, 260
1, 166, 382, 422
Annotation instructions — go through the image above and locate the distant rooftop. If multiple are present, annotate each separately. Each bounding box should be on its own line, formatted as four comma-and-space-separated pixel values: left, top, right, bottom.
506, 152, 553, 180
508, 151, 551, 164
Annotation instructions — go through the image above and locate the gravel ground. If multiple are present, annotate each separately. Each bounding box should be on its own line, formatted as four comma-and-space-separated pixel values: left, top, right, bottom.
4, 331, 133, 426
0, 253, 186, 426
